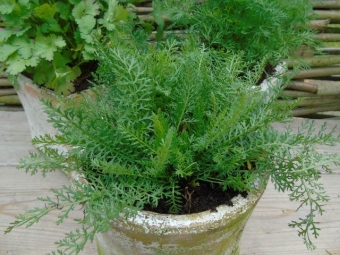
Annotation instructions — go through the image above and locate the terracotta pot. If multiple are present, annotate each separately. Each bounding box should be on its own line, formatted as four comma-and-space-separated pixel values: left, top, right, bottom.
15, 74, 93, 139
15, 74, 60, 138
96, 189, 263, 255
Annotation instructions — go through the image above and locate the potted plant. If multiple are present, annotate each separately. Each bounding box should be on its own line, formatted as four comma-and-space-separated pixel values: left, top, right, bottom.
5, 36, 340, 254
0, 0, 141, 137
0, 0, 140, 94
153, 0, 318, 73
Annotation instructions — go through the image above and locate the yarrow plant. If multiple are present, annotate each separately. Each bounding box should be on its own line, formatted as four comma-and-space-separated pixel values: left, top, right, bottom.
2, 0, 337, 254
153, 0, 317, 69
4, 37, 340, 254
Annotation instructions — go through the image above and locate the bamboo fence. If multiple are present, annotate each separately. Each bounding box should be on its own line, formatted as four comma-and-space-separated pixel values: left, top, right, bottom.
0, 64, 20, 106
282, 0, 340, 116
0, 26, 21, 106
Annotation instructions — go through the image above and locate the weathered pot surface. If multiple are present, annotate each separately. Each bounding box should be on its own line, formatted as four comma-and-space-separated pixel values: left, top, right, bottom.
96, 190, 263, 255
15, 74, 59, 138
15, 74, 93, 139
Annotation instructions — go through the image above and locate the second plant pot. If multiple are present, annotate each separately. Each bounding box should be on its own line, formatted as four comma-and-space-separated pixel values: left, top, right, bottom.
15, 74, 59, 138
15, 74, 95, 139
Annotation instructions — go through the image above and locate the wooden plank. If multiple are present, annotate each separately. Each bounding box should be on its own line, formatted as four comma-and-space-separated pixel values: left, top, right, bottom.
292, 103, 340, 116
241, 174, 340, 255
295, 95, 340, 107
286, 55, 340, 69
313, 33, 340, 42
315, 10, 340, 23
0, 88, 16, 96
0, 95, 21, 105
0, 111, 33, 164
281, 90, 316, 98
0, 78, 12, 86
287, 67, 340, 79
286, 81, 318, 93
306, 79, 340, 95
309, 19, 330, 30
278, 96, 340, 110
311, 0, 340, 9
0, 105, 23, 112
324, 27, 340, 33
0, 111, 96, 255
321, 48, 340, 55
0, 167, 97, 255
2, 168, 337, 255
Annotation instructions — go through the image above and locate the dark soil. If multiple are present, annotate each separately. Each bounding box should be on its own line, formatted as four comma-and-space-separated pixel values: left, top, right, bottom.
73, 61, 98, 93
143, 181, 248, 215
256, 63, 277, 85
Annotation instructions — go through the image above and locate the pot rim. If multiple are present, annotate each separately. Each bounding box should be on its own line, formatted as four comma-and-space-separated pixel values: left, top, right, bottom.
110, 188, 264, 236
131, 191, 261, 224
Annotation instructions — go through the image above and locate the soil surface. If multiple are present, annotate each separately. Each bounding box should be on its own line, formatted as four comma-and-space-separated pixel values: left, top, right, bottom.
256, 63, 276, 85
143, 181, 248, 215
73, 61, 98, 93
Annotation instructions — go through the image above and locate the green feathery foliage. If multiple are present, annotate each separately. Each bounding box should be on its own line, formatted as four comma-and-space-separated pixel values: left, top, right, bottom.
153, 0, 318, 68
5, 38, 340, 254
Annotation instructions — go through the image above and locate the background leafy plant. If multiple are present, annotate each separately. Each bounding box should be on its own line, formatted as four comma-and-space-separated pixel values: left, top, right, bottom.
5, 38, 340, 254
153, 0, 318, 69
0, 0, 138, 94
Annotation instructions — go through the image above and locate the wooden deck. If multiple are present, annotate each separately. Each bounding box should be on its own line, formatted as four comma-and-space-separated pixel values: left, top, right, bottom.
0, 110, 339, 255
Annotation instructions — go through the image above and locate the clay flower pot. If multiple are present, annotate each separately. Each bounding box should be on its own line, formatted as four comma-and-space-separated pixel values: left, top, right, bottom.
96, 190, 263, 255
15, 74, 95, 139
15, 74, 59, 138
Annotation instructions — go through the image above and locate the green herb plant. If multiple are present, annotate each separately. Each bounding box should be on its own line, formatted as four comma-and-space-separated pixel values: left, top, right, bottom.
4, 38, 340, 254
0, 0, 136, 94
153, 0, 318, 69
